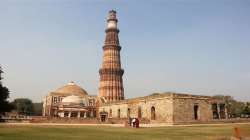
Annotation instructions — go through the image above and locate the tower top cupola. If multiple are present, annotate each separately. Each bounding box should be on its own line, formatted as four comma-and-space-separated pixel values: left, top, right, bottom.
107, 10, 118, 29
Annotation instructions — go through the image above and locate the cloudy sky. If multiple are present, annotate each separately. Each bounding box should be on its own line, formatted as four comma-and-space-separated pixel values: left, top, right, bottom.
0, 0, 250, 102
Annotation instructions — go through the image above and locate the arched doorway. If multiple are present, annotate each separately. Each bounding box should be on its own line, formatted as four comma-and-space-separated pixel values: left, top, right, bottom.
109, 109, 112, 118
151, 106, 156, 120
117, 109, 120, 118
100, 111, 108, 122
212, 103, 219, 119
194, 105, 199, 120
138, 107, 142, 119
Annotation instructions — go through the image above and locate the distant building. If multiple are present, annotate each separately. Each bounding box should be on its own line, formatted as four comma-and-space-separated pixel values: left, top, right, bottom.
42, 10, 227, 124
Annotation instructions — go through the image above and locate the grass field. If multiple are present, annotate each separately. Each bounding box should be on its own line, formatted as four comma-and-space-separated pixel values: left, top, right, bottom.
0, 123, 250, 140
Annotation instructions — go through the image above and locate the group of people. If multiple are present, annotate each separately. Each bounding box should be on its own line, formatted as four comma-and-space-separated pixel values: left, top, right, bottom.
128, 117, 139, 128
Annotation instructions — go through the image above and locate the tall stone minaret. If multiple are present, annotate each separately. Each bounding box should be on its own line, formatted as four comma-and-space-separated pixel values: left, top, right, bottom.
98, 10, 124, 102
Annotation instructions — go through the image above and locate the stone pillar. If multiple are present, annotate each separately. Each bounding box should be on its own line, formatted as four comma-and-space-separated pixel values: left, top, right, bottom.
84, 112, 87, 118
90, 110, 94, 118
68, 112, 71, 118
217, 104, 221, 119
77, 111, 81, 118
225, 106, 229, 119
61, 112, 64, 117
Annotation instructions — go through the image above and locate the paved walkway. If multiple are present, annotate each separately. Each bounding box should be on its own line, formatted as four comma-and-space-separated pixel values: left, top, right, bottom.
141, 122, 250, 127
0, 123, 124, 127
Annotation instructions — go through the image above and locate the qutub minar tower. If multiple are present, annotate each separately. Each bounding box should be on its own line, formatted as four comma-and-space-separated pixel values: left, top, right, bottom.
98, 10, 125, 102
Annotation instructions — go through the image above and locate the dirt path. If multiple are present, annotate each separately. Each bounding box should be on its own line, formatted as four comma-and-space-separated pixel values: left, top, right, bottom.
1, 122, 250, 127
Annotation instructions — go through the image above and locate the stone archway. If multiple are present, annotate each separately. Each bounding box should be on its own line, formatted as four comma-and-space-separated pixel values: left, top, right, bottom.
151, 106, 156, 120
99, 111, 108, 122
194, 105, 199, 120
117, 109, 121, 118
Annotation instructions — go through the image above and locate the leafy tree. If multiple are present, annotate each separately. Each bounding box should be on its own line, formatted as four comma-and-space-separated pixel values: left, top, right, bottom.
12, 98, 34, 116
0, 66, 12, 115
150, 93, 161, 96
242, 102, 250, 115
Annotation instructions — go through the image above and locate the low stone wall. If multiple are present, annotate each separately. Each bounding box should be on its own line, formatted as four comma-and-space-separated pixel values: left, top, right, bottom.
30, 117, 100, 124
1, 117, 32, 123
106, 118, 150, 124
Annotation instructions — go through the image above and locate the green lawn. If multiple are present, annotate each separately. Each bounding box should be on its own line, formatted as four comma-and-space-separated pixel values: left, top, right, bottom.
0, 124, 250, 140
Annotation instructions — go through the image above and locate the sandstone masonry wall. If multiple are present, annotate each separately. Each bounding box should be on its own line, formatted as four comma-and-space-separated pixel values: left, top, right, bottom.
99, 93, 220, 124
173, 97, 213, 123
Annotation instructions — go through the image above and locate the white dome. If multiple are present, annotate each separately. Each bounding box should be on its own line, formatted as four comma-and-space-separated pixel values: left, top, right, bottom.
62, 95, 83, 104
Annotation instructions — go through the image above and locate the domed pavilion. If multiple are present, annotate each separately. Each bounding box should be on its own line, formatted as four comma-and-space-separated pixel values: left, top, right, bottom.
42, 82, 97, 118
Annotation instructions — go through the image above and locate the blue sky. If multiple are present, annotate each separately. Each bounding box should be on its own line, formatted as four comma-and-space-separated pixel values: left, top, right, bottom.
0, 0, 250, 102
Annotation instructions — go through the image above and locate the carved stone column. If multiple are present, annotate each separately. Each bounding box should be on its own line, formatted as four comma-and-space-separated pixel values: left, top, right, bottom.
84, 112, 87, 118
217, 104, 221, 119
77, 111, 81, 118
68, 112, 71, 118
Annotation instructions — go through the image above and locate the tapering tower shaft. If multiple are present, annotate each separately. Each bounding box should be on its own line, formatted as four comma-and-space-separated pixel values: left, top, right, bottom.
98, 10, 124, 102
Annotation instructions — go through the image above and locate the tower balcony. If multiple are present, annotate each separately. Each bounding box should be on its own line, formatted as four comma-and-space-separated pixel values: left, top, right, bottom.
99, 68, 124, 75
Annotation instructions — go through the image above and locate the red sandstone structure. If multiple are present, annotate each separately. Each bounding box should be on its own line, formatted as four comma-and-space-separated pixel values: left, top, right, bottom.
98, 10, 124, 102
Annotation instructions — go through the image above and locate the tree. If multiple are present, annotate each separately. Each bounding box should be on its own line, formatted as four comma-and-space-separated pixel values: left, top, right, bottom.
242, 102, 250, 115
12, 98, 34, 116
0, 66, 12, 115
150, 93, 161, 96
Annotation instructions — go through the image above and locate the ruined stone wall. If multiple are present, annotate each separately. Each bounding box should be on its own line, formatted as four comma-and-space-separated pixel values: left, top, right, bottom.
99, 93, 218, 124
173, 97, 213, 123
99, 95, 174, 124
140, 97, 173, 123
